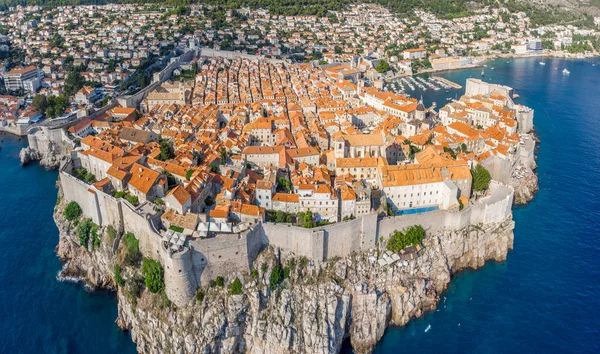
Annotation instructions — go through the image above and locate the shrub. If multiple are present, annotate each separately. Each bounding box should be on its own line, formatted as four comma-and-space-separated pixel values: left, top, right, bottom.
196, 290, 205, 302
124, 194, 139, 206
114, 191, 126, 199
106, 225, 117, 244
84, 172, 96, 183
64, 202, 82, 221
92, 231, 101, 250
261, 263, 267, 273
209, 280, 216, 287
251, 269, 259, 279
126, 274, 144, 306
471, 164, 491, 192
230, 278, 243, 295
154, 198, 164, 205
269, 264, 283, 291
142, 258, 164, 293
204, 195, 214, 206
114, 264, 125, 287
77, 219, 97, 249
123, 232, 141, 266
215, 276, 225, 287
386, 225, 425, 253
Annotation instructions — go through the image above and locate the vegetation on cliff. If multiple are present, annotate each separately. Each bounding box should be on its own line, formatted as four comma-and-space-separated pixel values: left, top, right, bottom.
386, 225, 425, 252
77, 218, 99, 249
142, 258, 165, 293
64, 201, 82, 221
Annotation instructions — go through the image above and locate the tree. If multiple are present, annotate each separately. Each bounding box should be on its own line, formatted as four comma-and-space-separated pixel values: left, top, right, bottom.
186, 169, 194, 181
77, 219, 98, 249
230, 278, 242, 295
300, 210, 315, 228
32, 95, 48, 113
471, 164, 491, 192
142, 258, 164, 293
387, 225, 425, 252
158, 139, 175, 161
63, 69, 85, 97
278, 177, 292, 192
376, 60, 390, 73
220, 148, 227, 165
334, 45, 343, 54
269, 264, 283, 291
64, 201, 82, 221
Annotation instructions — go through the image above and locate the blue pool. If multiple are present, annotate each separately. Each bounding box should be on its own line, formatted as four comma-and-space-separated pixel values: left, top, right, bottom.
396, 206, 438, 215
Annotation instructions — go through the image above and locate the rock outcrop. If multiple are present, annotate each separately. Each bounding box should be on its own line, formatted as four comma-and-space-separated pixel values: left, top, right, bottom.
54, 187, 514, 354
512, 166, 539, 205
19, 147, 41, 166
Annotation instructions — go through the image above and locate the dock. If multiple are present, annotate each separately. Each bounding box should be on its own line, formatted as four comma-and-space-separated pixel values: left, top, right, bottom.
432, 76, 462, 89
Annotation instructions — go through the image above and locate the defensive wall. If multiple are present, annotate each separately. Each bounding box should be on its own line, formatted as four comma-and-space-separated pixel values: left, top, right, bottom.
58, 159, 513, 306
200, 48, 289, 64
118, 49, 196, 109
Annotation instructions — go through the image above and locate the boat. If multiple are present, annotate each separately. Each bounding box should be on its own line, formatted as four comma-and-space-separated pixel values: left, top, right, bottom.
481, 69, 485, 77
563, 68, 570, 75
539, 61, 546, 66
425, 324, 431, 333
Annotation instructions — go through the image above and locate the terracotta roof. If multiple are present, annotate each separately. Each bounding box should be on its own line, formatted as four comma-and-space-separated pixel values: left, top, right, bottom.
128, 163, 160, 194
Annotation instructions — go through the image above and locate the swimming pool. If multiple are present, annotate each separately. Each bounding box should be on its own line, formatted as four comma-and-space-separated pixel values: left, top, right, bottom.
395, 206, 438, 215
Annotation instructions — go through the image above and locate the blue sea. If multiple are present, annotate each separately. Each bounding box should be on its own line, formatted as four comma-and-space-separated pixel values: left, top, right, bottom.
1, 57, 599, 353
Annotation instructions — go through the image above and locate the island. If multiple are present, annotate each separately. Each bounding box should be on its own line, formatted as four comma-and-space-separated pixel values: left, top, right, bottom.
36, 51, 538, 354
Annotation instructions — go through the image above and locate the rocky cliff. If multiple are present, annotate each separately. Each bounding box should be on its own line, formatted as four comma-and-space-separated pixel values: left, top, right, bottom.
54, 188, 116, 289
55, 181, 514, 354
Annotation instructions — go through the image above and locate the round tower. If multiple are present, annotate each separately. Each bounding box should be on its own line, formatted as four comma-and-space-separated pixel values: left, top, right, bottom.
164, 247, 197, 307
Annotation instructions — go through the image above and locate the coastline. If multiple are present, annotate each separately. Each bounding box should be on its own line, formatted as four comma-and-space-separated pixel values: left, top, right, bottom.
414, 50, 599, 76
53, 181, 516, 353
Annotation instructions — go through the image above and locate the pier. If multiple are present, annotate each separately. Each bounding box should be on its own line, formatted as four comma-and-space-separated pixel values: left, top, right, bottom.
432, 76, 462, 89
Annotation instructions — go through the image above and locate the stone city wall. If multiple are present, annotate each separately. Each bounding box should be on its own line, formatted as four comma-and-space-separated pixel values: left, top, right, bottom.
58, 163, 513, 306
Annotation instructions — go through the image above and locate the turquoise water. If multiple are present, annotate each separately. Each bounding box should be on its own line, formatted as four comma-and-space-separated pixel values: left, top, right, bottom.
0, 135, 136, 353
1, 57, 599, 353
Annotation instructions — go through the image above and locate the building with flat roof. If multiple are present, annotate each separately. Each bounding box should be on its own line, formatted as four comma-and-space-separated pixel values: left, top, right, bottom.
4, 66, 42, 92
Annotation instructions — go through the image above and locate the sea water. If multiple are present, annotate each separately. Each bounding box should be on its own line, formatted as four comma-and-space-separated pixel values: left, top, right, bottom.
1, 57, 599, 353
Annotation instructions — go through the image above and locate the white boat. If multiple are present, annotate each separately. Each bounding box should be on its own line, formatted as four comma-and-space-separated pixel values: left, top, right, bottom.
539, 61, 546, 66
425, 324, 431, 333
562, 68, 570, 75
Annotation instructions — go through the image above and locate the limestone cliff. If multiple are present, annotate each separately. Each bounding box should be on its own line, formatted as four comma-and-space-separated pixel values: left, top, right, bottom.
114, 220, 514, 354
54, 187, 116, 289
54, 186, 514, 354
512, 166, 539, 205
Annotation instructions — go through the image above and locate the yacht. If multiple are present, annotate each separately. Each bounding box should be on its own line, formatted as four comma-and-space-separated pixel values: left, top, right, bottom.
562, 68, 570, 75
539, 61, 546, 66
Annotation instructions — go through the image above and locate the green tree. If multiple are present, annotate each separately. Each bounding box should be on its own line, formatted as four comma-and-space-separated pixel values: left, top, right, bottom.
334, 45, 343, 54
230, 277, 243, 295
220, 148, 227, 165
186, 169, 194, 181
471, 164, 491, 192
64, 201, 82, 221
386, 225, 425, 252
376, 60, 390, 73
269, 264, 283, 291
158, 139, 175, 161
32, 95, 48, 113
142, 258, 164, 293
77, 219, 97, 249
